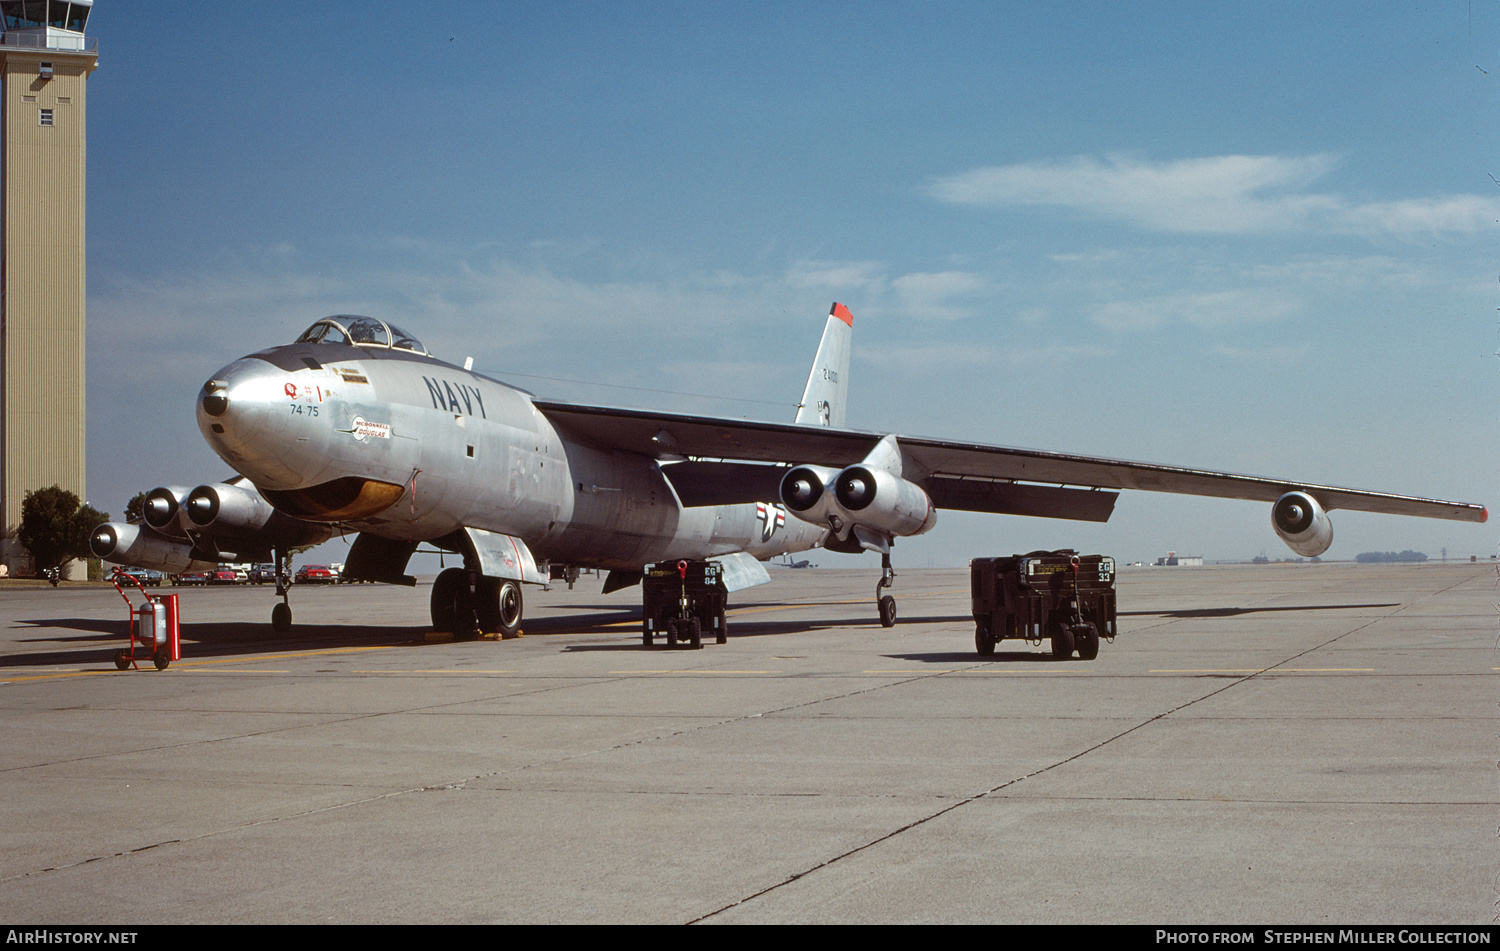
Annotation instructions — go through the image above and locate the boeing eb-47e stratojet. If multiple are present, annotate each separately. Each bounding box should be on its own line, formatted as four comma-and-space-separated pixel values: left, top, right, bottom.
92, 304, 1487, 637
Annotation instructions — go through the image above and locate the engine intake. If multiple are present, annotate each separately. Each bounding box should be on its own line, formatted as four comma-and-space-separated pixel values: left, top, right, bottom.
780, 465, 840, 521
1272, 491, 1333, 557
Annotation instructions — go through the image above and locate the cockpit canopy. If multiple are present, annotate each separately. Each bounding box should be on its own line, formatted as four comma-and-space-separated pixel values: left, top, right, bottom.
295, 316, 427, 355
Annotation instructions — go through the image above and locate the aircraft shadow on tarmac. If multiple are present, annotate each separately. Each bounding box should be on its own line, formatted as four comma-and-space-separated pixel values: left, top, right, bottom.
1119, 602, 1399, 619
551, 605, 978, 651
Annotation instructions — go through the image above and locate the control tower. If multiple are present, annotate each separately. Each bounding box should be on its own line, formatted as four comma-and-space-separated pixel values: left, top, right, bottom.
0, 1, 97, 576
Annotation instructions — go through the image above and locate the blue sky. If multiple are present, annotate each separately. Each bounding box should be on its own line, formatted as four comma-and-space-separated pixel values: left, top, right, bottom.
82, 1, 1498, 567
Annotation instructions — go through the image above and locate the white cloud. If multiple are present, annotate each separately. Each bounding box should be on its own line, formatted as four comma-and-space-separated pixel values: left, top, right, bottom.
925, 153, 1500, 237
1088, 288, 1302, 333
890, 270, 990, 322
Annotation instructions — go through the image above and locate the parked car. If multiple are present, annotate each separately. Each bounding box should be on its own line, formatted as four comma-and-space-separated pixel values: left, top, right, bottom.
210, 567, 245, 585
118, 567, 164, 587
175, 571, 211, 586
294, 564, 338, 584
248, 563, 278, 584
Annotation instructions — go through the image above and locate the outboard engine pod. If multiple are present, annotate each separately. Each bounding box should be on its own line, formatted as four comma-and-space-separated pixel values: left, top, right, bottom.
1272, 491, 1333, 557
90, 522, 216, 574
829, 465, 937, 538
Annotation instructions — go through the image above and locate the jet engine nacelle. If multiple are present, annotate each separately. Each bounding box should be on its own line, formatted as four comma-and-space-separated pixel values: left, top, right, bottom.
90, 522, 216, 574
780, 465, 842, 524
141, 485, 194, 539
780, 463, 937, 539
184, 481, 334, 555
1272, 491, 1333, 557
832, 465, 937, 538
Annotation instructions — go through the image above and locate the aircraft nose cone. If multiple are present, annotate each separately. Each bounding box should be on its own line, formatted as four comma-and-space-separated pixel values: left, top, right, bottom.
195, 357, 311, 488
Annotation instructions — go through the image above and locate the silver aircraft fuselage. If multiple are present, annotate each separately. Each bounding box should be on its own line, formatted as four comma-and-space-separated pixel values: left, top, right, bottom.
197, 337, 824, 570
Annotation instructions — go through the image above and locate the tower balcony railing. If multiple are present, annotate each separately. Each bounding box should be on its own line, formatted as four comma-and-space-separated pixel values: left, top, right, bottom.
0, 30, 96, 53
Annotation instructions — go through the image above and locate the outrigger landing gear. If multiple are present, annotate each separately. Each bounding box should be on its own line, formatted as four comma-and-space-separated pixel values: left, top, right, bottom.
877, 552, 897, 627
271, 548, 292, 633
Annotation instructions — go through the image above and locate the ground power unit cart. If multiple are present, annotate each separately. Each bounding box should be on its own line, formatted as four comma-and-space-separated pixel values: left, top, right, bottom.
971, 550, 1116, 660
642, 560, 728, 648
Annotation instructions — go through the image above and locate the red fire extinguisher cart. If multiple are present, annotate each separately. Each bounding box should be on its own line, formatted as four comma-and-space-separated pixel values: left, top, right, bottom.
110, 568, 180, 671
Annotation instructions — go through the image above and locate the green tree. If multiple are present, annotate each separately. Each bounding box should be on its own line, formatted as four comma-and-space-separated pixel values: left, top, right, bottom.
125, 491, 147, 523
17, 485, 108, 576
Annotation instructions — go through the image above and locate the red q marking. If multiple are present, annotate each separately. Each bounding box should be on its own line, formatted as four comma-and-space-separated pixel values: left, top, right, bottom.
284, 382, 297, 398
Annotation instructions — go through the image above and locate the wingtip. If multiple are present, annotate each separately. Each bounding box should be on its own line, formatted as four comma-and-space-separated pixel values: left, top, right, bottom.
830, 302, 854, 327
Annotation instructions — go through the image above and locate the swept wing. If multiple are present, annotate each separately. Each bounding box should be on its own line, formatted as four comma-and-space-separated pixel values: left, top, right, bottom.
534, 400, 1485, 524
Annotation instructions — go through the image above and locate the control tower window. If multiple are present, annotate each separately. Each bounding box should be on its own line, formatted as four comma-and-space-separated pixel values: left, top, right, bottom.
2, 1, 92, 32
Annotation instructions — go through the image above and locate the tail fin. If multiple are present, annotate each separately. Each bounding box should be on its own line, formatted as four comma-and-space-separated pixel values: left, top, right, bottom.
794, 302, 853, 427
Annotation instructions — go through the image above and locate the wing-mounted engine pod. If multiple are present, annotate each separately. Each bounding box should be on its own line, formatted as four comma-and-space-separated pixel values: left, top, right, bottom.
185, 481, 336, 551
142, 485, 193, 538
832, 465, 937, 538
780, 465, 840, 521
186, 482, 275, 532
90, 522, 216, 574
1272, 490, 1333, 557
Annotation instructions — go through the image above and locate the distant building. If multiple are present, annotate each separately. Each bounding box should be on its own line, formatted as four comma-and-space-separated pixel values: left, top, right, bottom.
1155, 551, 1203, 567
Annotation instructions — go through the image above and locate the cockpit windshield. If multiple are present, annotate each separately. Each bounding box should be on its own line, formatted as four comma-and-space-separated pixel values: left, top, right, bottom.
293, 316, 427, 355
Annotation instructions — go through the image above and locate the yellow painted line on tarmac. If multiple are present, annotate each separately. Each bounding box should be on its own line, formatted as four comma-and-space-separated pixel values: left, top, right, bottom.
0, 645, 399, 684
611, 669, 779, 675
352, 669, 515, 674
1151, 668, 1375, 673
184, 669, 291, 674
1, 668, 116, 683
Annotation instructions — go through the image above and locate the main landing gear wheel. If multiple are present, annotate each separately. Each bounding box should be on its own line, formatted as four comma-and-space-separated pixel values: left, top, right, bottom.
431, 567, 477, 639
481, 578, 524, 639
879, 595, 897, 628
433, 569, 525, 639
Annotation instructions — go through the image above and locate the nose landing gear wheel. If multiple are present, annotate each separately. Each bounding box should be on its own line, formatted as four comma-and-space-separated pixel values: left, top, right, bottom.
879, 595, 897, 628
271, 602, 292, 633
